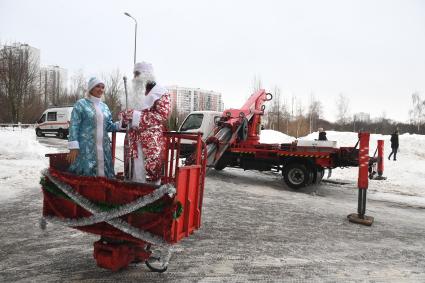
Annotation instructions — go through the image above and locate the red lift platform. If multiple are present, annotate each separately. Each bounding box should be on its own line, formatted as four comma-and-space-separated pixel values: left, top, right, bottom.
40, 132, 206, 272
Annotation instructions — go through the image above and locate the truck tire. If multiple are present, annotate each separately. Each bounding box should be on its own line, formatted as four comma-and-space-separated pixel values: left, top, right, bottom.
36, 128, 44, 137
283, 163, 310, 189
214, 158, 227, 171
313, 168, 324, 184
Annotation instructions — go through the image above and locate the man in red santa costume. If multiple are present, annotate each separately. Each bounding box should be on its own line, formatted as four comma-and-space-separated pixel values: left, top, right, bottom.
121, 62, 170, 184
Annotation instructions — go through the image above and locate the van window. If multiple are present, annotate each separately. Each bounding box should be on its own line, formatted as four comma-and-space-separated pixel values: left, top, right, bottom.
180, 114, 203, 131
38, 114, 46, 124
47, 112, 57, 121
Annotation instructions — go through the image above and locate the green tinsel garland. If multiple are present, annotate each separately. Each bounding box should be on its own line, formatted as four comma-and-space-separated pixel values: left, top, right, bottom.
40, 177, 183, 219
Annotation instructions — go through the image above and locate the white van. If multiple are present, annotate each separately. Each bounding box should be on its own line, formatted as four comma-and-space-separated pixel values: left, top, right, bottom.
35, 106, 73, 139
178, 111, 222, 156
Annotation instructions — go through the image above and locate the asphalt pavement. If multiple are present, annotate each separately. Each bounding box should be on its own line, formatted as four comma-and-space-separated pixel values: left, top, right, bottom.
1, 139, 425, 282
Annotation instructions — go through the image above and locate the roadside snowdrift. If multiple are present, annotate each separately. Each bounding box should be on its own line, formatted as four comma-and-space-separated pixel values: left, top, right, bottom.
1, 128, 424, 206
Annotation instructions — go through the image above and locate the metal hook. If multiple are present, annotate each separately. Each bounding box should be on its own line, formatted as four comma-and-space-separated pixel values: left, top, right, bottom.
265, 93, 273, 101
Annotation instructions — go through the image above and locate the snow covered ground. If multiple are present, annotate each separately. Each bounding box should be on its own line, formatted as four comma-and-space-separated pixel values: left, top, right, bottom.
1, 127, 425, 281
261, 129, 425, 207
2, 128, 423, 207
0, 128, 49, 200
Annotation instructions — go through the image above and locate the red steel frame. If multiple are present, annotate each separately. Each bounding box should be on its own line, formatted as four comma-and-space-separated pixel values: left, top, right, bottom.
41, 132, 206, 271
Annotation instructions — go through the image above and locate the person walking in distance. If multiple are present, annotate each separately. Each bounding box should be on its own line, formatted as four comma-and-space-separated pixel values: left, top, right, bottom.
318, 128, 327, 141
388, 130, 399, 161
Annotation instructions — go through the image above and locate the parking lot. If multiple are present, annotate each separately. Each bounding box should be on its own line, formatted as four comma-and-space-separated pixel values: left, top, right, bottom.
1, 165, 425, 282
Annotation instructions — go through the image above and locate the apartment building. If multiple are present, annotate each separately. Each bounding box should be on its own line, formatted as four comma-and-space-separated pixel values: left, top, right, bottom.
166, 85, 224, 114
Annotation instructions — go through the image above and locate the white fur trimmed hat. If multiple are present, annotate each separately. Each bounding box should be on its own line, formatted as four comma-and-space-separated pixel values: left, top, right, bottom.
134, 61, 154, 76
87, 77, 104, 92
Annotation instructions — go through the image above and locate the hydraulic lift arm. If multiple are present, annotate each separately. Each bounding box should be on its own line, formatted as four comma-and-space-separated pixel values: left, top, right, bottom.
205, 89, 272, 166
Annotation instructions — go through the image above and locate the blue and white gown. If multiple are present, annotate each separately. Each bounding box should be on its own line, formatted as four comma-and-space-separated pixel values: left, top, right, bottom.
68, 95, 118, 178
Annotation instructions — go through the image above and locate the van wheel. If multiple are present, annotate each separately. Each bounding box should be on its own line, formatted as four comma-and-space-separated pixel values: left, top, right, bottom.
36, 129, 44, 137
58, 130, 66, 139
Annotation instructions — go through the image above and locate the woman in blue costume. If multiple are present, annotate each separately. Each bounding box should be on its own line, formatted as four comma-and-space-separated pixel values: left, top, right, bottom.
67, 77, 119, 178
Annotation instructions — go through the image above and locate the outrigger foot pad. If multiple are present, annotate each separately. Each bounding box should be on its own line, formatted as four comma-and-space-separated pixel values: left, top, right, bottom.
347, 213, 374, 226
372, 175, 387, 180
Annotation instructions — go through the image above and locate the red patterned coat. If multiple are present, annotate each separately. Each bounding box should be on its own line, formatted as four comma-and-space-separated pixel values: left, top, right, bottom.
121, 92, 170, 182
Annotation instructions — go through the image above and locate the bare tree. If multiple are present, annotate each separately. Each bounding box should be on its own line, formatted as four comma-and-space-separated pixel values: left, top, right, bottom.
167, 107, 178, 131
336, 93, 350, 125
0, 43, 40, 123
102, 69, 123, 119
69, 69, 86, 101
281, 97, 291, 134
409, 92, 424, 132
294, 100, 306, 138
251, 74, 262, 93
307, 94, 323, 133
265, 86, 280, 131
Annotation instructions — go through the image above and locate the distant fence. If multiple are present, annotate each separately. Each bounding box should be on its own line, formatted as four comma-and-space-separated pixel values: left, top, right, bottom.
0, 123, 35, 130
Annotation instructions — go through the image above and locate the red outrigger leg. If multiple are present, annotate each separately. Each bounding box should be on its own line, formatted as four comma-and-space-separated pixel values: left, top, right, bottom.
373, 139, 387, 180
348, 132, 374, 226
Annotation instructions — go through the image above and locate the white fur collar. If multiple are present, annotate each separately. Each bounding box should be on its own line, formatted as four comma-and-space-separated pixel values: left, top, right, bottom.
141, 84, 168, 110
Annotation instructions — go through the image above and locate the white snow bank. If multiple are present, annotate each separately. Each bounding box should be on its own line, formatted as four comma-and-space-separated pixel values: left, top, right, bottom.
0, 128, 51, 201
258, 129, 425, 205
260, 129, 294, 144
1, 128, 49, 160
0, 129, 126, 202
109, 132, 125, 148
2, 127, 424, 207
301, 130, 425, 205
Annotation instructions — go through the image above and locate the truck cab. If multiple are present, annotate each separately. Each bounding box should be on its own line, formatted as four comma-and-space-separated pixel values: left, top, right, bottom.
35, 106, 73, 139
178, 111, 222, 156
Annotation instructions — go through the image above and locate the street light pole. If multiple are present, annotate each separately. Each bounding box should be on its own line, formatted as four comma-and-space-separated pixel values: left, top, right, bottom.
124, 12, 137, 65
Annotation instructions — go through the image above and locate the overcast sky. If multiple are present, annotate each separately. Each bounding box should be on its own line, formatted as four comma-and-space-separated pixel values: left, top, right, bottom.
1, 0, 424, 122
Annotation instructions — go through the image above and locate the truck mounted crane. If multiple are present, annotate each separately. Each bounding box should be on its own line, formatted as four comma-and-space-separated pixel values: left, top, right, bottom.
189, 89, 384, 191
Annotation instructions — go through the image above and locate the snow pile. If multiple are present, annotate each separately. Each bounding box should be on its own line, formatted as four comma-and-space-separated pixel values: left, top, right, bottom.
1, 128, 49, 159
109, 132, 125, 148
260, 129, 294, 144
0, 128, 51, 200
301, 130, 425, 205
1, 127, 425, 207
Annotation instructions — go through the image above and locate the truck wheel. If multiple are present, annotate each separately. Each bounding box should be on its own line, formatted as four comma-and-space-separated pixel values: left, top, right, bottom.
283, 163, 310, 189
214, 158, 227, 171
36, 128, 44, 137
214, 163, 227, 171
312, 168, 324, 184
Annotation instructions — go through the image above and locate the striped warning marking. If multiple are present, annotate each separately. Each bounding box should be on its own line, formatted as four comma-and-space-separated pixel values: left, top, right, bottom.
278, 153, 330, 158
232, 151, 331, 158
